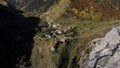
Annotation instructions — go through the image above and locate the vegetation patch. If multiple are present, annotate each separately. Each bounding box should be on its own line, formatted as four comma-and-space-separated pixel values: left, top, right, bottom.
69, 0, 120, 20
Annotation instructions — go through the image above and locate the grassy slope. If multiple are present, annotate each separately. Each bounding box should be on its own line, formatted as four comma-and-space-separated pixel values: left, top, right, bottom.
55, 16, 120, 67
40, 0, 70, 23
3, 0, 119, 68
32, 36, 56, 68
31, 0, 120, 68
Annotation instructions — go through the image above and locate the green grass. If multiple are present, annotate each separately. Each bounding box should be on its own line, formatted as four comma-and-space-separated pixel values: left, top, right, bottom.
33, 13, 120, 68
30, 0, 120, 66
36, 12, 120, 68
54, 15, 120, 68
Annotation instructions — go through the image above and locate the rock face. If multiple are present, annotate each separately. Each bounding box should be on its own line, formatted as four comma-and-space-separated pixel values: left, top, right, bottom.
83, 26, 120, 68
5, 0, 58, 11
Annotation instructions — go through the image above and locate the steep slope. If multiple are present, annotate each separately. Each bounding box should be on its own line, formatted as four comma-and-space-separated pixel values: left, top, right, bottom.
1, 0, 120, 68
5, 0, 58, 11
0, 4, 40, 68
41, 0, 70, 23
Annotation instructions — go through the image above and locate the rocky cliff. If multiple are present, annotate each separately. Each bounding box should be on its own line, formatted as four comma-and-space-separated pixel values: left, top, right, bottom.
5, 0, 58, 11
81, 26, 120, 68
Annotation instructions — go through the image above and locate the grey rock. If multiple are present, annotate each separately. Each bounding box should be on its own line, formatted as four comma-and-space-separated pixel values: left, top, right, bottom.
83, 26, 120, 68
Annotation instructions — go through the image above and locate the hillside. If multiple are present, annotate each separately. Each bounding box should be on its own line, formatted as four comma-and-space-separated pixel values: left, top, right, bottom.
1, 0, 120, 68
68, 0, 120, 20
0, 4, 40, 68
5, 0, 58, 12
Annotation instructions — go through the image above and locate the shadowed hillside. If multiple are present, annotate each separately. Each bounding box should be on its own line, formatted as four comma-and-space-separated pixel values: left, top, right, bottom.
0, 5, 40, 68
5, 0, 59, 11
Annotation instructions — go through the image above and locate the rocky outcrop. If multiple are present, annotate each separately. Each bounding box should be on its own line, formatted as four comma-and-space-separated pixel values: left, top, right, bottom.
82, 26, 120, 68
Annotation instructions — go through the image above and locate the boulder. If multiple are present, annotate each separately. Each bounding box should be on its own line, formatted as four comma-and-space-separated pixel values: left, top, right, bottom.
50, 47, 55, 52
82, 26, 120, 68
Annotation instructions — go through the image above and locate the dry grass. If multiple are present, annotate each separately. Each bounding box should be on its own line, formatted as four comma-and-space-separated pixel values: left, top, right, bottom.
54, 15, 120, 67
32, 35, 57, 68
31, 0, 120, 67
0, 0, 7, 6
40, 0, 70, 23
